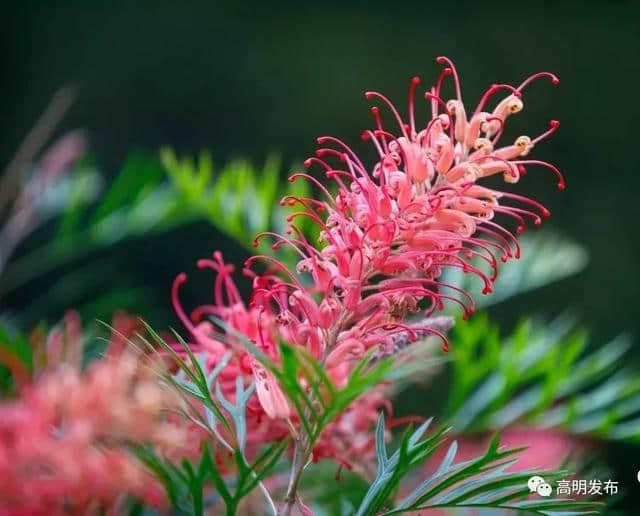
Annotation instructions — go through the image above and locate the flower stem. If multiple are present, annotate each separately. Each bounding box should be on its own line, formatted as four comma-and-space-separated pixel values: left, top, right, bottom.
281, 439, 309, 516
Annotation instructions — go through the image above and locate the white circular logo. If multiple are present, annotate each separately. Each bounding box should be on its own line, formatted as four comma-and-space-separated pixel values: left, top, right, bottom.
537, 483, 552, 497
527, 475, 545, 493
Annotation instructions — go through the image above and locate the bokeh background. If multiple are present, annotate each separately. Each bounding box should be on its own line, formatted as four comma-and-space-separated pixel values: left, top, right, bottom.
2, 0, 639, 510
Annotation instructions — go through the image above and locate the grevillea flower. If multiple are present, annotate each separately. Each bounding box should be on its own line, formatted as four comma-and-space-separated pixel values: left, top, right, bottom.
247, 57, 561, 357
172, 252, 390, 469
0, 315, 187, 515
172, 57, 562, 472
172, 252, 291, 431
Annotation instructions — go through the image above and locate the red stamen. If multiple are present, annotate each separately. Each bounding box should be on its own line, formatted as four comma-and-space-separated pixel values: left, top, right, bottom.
514, 159, 566, 190
172, 273, 196, 333
433, 67, 453, 116
317, 136, 368, 177
474, 84, 521, 114
531, 120, 560, 145
365, 91, 409, 139
436, 56, 462, 101
370, 106, 389, 154
408, 76, 421, 137
288, 173, 335, 205
517, 71, 560, 92
498, 191, 551, 217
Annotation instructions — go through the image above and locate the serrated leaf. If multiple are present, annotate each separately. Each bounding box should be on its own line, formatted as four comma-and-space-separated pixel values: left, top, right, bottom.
355, 422, 602, 516
445, 315, 640, 442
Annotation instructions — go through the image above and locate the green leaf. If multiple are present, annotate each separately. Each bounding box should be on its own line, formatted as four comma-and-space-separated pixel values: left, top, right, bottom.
444, 314, 640, 442
161, 149, 314, 266
1, 152, 188, 324
141, 322, 281, 515
0, 325, 33, 393
356, 417, 602, 515
91, 151, 164, 224
356, 414, 447, 515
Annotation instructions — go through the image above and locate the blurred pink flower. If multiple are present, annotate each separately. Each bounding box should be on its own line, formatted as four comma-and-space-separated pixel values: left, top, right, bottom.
0, 317, 187, 515
431, 428, 585, 474
500, 427, 587, 471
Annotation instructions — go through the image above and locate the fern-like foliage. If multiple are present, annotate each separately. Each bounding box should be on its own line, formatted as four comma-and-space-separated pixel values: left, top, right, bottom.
2, 149, 309, 325
129, 320, 607, 516
134, 322, 287, 515
1, 154, 172, 291
1, 316, 612, 515
445, 314, 640, 442
160, 148, 315, 257
0, 152, 189, 326
356, 413, 602, 515
135, 318, 395, 514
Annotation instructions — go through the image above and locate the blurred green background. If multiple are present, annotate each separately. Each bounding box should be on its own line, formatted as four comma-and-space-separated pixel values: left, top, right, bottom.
1, 1, 639, 509
3, 0, 638, 342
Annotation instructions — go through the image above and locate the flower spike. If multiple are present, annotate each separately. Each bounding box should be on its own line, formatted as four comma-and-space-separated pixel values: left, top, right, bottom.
171, 58, 563, 476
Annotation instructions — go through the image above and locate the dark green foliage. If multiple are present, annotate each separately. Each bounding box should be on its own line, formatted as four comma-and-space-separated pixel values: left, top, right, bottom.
357, 414, 602, 515
446, 315, 640, 442
0, 325, 32, 395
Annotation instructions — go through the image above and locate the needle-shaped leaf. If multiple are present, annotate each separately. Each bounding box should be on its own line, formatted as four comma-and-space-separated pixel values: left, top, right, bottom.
356, 419, 602, 516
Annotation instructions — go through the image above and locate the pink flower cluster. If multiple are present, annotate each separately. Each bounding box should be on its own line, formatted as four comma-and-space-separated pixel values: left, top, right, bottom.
173, 57, 562, 471
0, 316, 187, 515
172, 252, 389, 470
